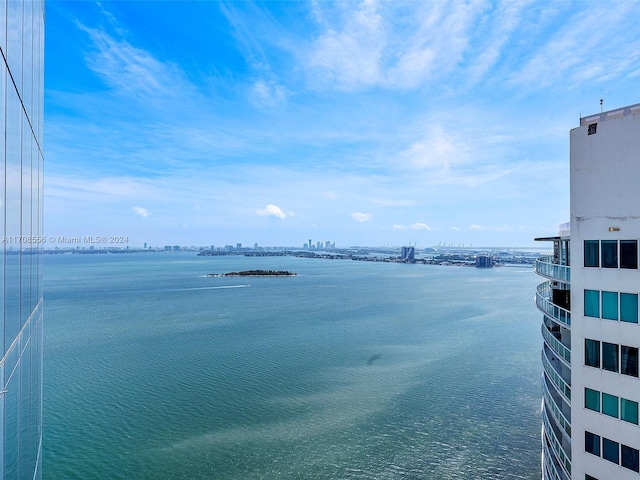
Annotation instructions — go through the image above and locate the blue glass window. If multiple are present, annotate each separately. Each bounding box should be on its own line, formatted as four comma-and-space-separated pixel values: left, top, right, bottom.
603, 437, 619, 464
620, 240, 638, 269
621, 346, 638, 377
601, 240, 618, 268
584, 240, 599, 267
601, 291, 618, 320
585, 339, 600, 368
622, 444, 640, 472
603, 342, 618, 372
621, 398, 639, 425
584, 290, 600, 318
602, 393, 618, 418
620, 293, 638, 323
585, 388, 600, 412
585, 431, 600, 456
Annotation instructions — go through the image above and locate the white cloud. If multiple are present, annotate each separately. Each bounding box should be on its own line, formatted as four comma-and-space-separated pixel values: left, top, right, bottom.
308, 1, 384, 91
256, 204, 287, 219
251, 79, 289, 108
469, 224, 484, 231
403, 125, 466, 171
393, 222, 431, 231
321, 191, 340, 200
351, 212, 372, 223
80, 23, 194, 101
132, 206, 149, 217
450, 226, 462, 231
410, 222, 431, 230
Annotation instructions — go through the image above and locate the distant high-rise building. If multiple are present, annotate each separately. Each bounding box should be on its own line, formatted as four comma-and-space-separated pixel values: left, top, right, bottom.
401, 246, 415, 261
475, 255, 493, 268
536, 102, 640, 480
0, 1, 45, 477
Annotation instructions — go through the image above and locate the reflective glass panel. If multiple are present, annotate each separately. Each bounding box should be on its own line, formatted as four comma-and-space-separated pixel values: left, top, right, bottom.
602, 393, 619, 418
585, 339, 600, 368
620, 293, 638, 323
584, 240, 599, 267
601, 240, 618, 268
585, 431, 600, 456
621, 346, 638, 377
584, 290, 600, 318
601, 291, 618, 320
584, 388, 600, 412
622, 445, 640, 473
602, 342, 619, 372
621, 398, 639, 425
620, 240, 638, 269
603, 437, 619, 464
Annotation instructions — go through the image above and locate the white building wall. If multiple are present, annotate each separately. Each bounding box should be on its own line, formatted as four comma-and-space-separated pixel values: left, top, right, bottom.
570, 107, 640, 480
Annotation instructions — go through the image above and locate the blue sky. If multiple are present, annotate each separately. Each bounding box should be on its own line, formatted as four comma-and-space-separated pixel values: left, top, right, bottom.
44, 1, 640, 248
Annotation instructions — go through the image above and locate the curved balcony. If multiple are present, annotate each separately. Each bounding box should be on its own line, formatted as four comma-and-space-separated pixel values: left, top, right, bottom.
542, 375, 571, 439
543, 439, 569, 480
542, 349, 571, 402
542, 324, 571, 364
542, 403, 572, 477
535, 256, 570, 283
536, 282, 571, 327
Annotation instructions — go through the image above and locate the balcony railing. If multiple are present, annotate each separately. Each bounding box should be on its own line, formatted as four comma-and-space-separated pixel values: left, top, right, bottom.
542, 349, 571, 401
542, 404, 572, 476
542, 376, 571, 439
536, 282, 571, 327
543, 440, 569, 480
542, 325, 571, 364
535, 256, 570, 283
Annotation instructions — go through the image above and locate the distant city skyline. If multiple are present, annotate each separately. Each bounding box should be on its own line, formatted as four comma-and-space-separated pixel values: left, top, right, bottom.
44, 1, 640, 247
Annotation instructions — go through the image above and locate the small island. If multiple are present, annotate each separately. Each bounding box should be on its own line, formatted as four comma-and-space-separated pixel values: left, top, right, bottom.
207, 269, 297, 277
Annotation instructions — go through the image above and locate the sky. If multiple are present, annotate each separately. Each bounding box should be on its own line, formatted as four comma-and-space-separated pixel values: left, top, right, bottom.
44, 0, 640, 249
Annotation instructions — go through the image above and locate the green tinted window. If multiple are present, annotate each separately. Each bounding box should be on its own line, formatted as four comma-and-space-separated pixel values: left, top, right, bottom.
602, 291, 618, 320
621, 293, 638, 323
585, 388, 600, 412
585, 290, 600, 318
602, 393, 619, 418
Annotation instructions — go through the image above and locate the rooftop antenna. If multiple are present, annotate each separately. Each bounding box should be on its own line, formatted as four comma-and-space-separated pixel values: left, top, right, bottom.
600, 99, 603, 113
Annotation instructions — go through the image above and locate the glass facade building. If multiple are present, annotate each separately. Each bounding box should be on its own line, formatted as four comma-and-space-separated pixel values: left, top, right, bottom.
0, 0, 45, 478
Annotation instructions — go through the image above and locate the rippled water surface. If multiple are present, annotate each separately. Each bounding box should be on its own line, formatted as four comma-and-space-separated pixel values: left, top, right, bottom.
44, 253, 541, 479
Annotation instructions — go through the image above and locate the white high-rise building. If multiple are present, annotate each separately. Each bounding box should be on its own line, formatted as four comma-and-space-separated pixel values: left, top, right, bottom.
536, 103, 640, 480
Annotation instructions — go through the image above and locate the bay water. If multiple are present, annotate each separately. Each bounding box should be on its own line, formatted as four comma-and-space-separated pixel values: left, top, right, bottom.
44, 253, 542, 479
